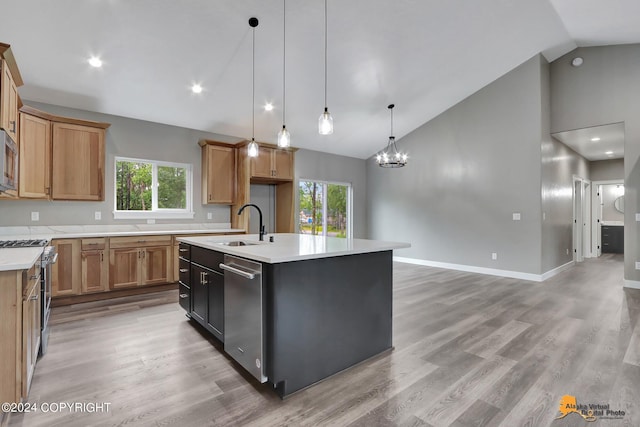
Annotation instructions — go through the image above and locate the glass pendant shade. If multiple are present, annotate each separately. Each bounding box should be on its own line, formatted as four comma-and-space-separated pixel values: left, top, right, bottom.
277, 125, 291, 148
247, 139, 259, 158
318, 108, 334, 135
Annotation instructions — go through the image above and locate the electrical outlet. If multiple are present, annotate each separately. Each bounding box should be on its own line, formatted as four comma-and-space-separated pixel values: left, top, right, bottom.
94, 211, 102, 220
492, 252, 498, 260
207, 212, 213, 220
31, 212, 39, 221
566, 248, 569, 255
636, 213, 640, 222
543, 212, 546, 221
636, 262, 640, 270
147, 219, 156, 224
512, 213, 521, 221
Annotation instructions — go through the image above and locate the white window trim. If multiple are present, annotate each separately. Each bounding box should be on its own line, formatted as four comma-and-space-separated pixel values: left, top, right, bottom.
113, 156, 194, 220
298, 178, 353, 238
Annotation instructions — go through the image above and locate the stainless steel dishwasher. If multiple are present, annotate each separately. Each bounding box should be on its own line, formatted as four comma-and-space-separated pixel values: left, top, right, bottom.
219, 254, 267, 383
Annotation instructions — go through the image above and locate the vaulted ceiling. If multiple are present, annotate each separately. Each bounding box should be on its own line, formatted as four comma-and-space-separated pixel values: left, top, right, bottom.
1, 1, 639, 159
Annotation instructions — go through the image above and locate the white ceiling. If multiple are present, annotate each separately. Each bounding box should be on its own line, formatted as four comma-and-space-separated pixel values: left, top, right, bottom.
552, 122, 625, 161
1, 1, 639, 159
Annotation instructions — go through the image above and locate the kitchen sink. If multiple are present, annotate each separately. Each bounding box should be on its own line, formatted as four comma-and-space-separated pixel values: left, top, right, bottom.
216, 241, 259, 246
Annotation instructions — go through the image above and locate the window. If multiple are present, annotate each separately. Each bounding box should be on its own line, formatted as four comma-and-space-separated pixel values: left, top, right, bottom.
299, 180, 351, 238
114, 157, 193, 219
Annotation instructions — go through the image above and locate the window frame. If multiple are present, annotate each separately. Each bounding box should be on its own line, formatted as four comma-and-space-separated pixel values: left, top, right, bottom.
298, 178, 353, 238
113, 156, 194, 220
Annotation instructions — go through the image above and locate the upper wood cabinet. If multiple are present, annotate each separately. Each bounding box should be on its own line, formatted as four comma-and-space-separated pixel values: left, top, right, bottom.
199, 140, 236, 204
250, 146, 293, 181
51, 122, 105, 201
1, 58, 19, 143
19, 112, 51, 198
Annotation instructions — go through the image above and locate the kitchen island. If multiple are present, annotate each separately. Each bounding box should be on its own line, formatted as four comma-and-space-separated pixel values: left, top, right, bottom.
177, 233, 409, 398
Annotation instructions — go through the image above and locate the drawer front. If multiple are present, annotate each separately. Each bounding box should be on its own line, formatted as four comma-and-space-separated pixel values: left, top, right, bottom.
191, 246, 224, 273
179, 258, 190, 285
178, 283, 190, 312
110, 235, 172, 249
178, 242, 190, 260
81, 238, 106, 250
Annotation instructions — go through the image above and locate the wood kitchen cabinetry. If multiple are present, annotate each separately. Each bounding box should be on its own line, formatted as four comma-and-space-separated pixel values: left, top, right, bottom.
81, 238, 109, 293
52, 239, 81, 297
0, 262, 40, 406
109, 236, 172, 289
0, 56, 20, 143
199, 140, 236, 204
19, 112, 51, 198
251, 146, 293, 180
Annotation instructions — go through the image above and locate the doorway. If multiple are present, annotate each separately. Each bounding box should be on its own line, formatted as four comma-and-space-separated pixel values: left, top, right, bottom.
573, 176, 591, 262
591, 180, 624, 257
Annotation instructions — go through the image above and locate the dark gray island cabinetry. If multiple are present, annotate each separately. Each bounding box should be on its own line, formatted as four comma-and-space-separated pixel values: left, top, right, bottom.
177, 233, 409, 398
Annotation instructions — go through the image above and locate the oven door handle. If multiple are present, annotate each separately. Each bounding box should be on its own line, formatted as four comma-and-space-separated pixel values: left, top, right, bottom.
50, 253, 58, 264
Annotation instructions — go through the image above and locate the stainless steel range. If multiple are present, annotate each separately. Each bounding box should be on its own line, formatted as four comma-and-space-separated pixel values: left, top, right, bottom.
0, 239, 56, 355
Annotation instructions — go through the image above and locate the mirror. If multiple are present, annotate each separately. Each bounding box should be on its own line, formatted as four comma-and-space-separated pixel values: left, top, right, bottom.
614, 196, 624, 213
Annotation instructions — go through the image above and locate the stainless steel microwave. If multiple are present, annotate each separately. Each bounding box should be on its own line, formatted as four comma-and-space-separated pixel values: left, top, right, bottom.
0, 130, 18, 192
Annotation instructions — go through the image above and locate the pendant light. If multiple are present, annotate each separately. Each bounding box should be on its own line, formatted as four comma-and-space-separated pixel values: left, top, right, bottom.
277, 0, 291, 148
318, 0, 333, 135
376, 104, 408, 168
247, 17, 260, 158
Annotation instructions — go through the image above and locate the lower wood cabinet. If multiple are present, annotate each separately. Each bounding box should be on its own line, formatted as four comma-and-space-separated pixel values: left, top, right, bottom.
52, 239, 81, 297
22, 269, 41, 397
81, 238, 109, 293
109, 236, 172, 289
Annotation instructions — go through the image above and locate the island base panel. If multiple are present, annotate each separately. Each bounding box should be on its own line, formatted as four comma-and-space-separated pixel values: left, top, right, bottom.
265, 250, 393, 398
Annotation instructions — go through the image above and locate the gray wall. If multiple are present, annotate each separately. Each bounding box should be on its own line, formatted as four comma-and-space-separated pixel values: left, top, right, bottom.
590, 159, 624, 181
0, 101, 234, 226
295, 148, 368, 238
367, 55, 546, 274
601, 184, 625, 223
550, 44, 640, 281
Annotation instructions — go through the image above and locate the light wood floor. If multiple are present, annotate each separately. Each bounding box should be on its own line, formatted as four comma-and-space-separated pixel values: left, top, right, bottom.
8, 254, 640, 427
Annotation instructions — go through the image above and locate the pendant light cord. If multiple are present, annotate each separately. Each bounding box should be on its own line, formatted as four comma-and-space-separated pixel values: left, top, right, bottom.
252, 24, 256, 140
324, 0, 328, 109
283, 0, 286, 126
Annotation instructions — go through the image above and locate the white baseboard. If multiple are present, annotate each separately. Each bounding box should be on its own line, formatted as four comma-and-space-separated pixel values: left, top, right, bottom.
393, 257, 575, 283
624, 279, 640, 290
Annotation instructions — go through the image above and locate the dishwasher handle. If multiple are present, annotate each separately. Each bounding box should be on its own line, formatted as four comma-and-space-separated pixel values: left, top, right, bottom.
219, 263, 256, 280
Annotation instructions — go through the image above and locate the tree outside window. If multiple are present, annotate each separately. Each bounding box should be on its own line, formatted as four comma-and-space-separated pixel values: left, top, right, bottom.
299, 180, 350, 238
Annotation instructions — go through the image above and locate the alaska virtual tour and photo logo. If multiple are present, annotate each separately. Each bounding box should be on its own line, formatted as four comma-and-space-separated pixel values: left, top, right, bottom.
556, 395, 626, 422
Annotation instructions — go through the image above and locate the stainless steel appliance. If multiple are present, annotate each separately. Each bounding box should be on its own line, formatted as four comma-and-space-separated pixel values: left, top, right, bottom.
220, 254, 266, 383
0, 239, 56, 355
0, 130, 18, 192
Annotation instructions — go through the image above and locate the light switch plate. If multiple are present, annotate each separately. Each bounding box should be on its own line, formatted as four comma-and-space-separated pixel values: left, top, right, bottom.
94, 211, 102, 220
543, 212, 546, 221
636, 262, 640, 270
636, 213, 640, 222
492, 252, 498, 260
207, 212, 213, 220
31, 212, 39, 221
512, 213, 521, 221
147, 219, 156, 224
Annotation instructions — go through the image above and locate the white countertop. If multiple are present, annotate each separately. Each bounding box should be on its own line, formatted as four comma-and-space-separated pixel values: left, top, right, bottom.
601, 221, 624, 226
178, 233, 411, 264
0, 247, 43, 272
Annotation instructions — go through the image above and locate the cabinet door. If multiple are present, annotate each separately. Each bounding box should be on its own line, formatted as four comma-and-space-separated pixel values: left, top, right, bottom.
109, 248, 141, 289
81, 250, 108, 293
250, 147, 273, 178
1, 59, 18, 143
273, 149, 293, 180
191, 264, 207, 324
19, 113, 51, 198
51, 122, 105, 201
207, 269, 224, 341
52, 239, 81, 296
141, 245, 171, 286
203, 144, 235, 204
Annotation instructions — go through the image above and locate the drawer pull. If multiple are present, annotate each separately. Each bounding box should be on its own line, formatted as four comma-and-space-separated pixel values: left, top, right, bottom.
138, 240, 146, 243
179, 293, 188, 299
30, 295, 38, 301
179, 268, 188, 273
179, 248, 188, 252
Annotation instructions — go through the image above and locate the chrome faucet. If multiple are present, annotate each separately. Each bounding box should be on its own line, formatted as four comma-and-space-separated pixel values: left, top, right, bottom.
238, 204, 266, 241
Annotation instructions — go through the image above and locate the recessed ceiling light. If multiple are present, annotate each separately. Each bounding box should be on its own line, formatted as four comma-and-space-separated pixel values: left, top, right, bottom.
591, 137, 601, 142
264, 103, 274, 111
88, 56, 103, 68
571, 57, 583, 67
191, 84, 203, 94
605, 151, 614, 155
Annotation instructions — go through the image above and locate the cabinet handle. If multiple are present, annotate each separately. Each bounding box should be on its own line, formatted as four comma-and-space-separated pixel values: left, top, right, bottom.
179, 293, 188, 299
201, 271, 208, 285
45, 187, 50, 195
209, 194, 212, 201
142, 250, 145, 259
30, 295, 38, 301
179, 248, 188, 253
179, 268, 188, 273
138, 240, 146, 243
101, 252, 104, 262
10, 120, 16, 133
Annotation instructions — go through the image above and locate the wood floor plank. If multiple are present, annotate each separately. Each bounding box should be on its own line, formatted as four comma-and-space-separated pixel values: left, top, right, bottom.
465, 320, 532, 358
